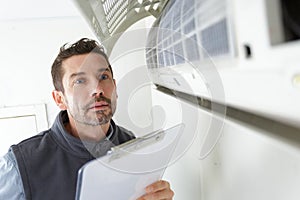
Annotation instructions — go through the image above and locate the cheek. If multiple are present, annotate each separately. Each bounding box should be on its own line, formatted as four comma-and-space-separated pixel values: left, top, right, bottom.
71, 85, 92, 98
64, 90, 82, 107
109, 88, 118, 101
106, 82, 117, 96
69, 94, 85, 107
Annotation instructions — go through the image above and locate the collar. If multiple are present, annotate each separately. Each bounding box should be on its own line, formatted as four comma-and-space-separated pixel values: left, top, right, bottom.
50, 110, 118, 158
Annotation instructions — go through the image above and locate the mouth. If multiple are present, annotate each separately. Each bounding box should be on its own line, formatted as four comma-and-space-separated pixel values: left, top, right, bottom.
89, 101, 110, 111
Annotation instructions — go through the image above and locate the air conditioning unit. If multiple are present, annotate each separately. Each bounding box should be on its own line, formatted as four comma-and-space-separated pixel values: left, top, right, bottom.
146, 0, 300, 128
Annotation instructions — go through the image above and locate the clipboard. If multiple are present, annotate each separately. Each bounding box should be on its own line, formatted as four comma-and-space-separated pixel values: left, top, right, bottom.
75, 123, 185, 200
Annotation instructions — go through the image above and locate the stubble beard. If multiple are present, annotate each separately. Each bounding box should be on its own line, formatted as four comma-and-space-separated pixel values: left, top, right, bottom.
69, 97, 116, 127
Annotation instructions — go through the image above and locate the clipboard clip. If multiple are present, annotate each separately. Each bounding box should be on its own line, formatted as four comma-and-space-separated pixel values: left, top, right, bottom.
107, 129, 165, 162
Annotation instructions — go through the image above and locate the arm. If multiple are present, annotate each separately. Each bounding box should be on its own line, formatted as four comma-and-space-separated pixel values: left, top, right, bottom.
0, 149, 25, 200
137, 180, 174, 200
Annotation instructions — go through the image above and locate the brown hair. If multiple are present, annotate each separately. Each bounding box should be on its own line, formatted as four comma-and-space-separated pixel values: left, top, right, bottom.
51, 38, 112, 92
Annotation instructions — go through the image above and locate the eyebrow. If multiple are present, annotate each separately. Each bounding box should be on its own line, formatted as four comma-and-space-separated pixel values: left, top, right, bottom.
98, 67, 111, 73
69, 72, 85, 80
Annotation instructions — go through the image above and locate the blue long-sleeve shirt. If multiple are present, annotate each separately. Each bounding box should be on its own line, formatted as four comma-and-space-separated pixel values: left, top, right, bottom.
0, 149, 25, 200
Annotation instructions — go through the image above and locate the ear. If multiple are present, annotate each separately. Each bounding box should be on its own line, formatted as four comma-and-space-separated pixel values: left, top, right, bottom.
52, 90, 67, 110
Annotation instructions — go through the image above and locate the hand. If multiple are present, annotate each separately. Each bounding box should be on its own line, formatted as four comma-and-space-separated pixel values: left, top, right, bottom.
137, 180, 174, 200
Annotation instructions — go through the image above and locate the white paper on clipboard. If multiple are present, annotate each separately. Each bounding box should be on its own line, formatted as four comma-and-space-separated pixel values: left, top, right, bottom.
75, 123, 185, 200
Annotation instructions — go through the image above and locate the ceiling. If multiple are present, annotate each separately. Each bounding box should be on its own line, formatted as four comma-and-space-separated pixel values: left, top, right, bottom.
0, 0, 81, 20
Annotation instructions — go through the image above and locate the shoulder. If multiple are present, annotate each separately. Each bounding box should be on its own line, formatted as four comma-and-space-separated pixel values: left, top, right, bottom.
0, 148, 16, 168
116, 125, 136, 142
117, 125, 135, 138
111, 120, 136, 143
11, 129, 53, 156
15, 129, 51, 146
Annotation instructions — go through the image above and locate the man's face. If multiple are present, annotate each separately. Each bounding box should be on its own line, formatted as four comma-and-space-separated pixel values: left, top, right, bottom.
60, 52, 117, 126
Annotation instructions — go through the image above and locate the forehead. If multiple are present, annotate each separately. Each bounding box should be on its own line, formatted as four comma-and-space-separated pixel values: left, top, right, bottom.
62, 53, 109, 75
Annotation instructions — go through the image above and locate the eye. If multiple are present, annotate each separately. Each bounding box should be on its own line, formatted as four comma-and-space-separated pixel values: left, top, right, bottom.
99, 74, 109, 81
74, 78, 85, 84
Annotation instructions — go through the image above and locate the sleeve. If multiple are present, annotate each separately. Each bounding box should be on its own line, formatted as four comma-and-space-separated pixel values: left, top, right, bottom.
0, 149, 26, 200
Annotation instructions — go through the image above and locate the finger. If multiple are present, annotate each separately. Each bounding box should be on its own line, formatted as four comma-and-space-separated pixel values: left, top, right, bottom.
137, 188, 174, 200
145, 180, 170, 194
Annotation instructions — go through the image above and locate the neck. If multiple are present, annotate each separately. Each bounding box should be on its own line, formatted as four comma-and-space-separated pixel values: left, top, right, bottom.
65, 115, 110, 142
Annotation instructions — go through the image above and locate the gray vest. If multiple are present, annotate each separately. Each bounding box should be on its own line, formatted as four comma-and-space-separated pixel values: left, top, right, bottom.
12, 111, 135, 200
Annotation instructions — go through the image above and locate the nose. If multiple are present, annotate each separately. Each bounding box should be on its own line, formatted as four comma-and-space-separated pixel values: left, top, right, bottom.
92, 81, 104, 97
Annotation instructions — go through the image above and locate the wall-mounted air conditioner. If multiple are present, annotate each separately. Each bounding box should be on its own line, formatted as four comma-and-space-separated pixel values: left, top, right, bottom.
146, 0, 300, 128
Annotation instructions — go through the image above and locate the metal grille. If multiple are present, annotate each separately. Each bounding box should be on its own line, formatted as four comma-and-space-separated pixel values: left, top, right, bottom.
73, 0, 169, 54
102, 0, 128, 34
146, 0, 234, 69
201, 18, 230, 57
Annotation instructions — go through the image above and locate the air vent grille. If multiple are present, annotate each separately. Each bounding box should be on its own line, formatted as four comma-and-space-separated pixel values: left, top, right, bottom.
146, 0, 235, 68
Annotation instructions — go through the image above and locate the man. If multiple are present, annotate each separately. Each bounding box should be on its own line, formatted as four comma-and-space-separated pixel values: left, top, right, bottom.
0, 38, 174, 200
